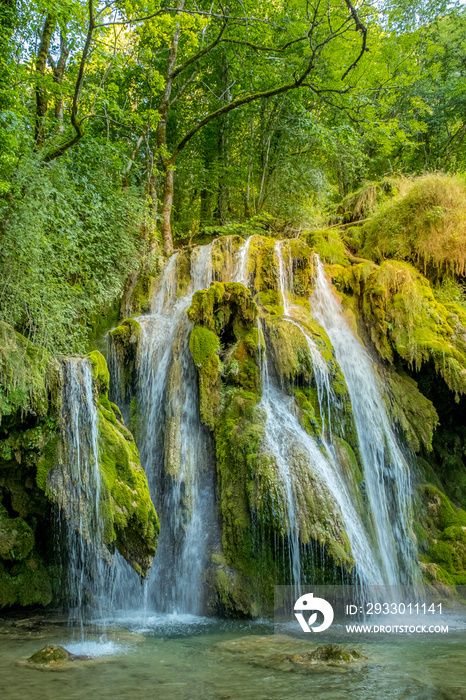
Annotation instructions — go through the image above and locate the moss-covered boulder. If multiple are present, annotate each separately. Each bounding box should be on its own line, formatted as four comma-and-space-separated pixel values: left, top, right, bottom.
27, 644, 91, 666
415, 484, 466, 586
108, 319, 142, 402
188, 282, 260, 429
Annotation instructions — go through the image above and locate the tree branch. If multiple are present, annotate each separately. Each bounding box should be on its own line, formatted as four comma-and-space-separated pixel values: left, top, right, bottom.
43, 0, 95, 162
341, 0, 368, 79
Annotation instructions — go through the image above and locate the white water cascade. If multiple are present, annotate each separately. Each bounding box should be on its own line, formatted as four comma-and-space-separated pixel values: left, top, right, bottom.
252, 246, 384, 586
101, 235, 417, 618
311, 256, 417, 584
53, 358, 109, 627
134, 244, 217, 613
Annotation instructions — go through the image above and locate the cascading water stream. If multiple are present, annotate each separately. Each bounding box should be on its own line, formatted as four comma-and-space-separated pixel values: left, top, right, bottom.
133, 244, 216, 614
235, 235, 253, 286
235, 241, 383, 586
56, 358, 108, 632
257, 324, 302, 588
311, 256, 417, 584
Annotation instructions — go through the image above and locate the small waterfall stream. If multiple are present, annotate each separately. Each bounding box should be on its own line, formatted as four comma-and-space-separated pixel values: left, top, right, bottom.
134, 244, 216, 613
55, 358, 109, 630
311, 256, 417, 583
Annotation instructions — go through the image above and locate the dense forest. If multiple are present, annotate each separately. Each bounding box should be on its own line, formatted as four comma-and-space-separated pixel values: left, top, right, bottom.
1, 3, 466, 693
1, 0, 466, 354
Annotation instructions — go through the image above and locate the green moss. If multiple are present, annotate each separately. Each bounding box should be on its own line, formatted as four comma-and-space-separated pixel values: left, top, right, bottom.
211, 236, 244, 282
28, 645, 70, 665
248, 236, 280, 298
188, 282, 259, 431
0, 554, 52, 608
360, 174, 466, 277
35, 434, 59, 492
176, 249, 192, 298
416, 483, 466, 585
189, 326, 220, 366
88, 350, 110, 397
329, 261, 378, 296
0, 505, 35, 560
97, 408, 159, 578
188, 281, 258, 333
357, 260, 466, 397
207, 553, 258, 618
301, 229, 350, 267
383, 367, 439, 452
125, 272, 154, 315
109, 319, 142, 401
265, 316, 313, 384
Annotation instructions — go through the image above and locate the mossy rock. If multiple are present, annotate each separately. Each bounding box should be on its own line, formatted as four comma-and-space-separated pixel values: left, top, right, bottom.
211, 236, 244, 282
97, 403, 160, 578
121, 271, 154, 316
0, 554, 52, 608
29, 645, 70, 665
109, 319, 142, 401
301, 229, 350, 267
382, 366, 439, 452
88, 350, 110, 398
27, 645, 91, 665
416, 483, 466, 585
188, 282, 259, 430
360, 173, 466, 277
0, 505, 34, 561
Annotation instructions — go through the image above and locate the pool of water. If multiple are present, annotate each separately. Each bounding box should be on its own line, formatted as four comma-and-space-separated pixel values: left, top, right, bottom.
0, 610, 464, 700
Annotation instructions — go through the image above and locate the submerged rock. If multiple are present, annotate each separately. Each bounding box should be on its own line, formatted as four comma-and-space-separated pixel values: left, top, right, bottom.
214, 635, 366, 673
28, 644, 90, 666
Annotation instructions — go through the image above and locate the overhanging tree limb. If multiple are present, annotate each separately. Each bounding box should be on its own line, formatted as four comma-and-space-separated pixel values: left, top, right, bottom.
43, 0, 95, 162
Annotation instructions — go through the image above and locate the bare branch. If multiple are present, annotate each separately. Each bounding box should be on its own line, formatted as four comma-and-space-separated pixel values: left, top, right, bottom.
341, 0, 368, 79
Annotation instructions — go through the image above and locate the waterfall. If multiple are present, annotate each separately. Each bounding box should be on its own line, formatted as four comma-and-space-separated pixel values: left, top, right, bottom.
55, 358, 109, 628
235, 235, 253, 286
258, 324, 302, 588
311, 256, 417, 583
101, 235, 417, 619
134, 245, 216, 613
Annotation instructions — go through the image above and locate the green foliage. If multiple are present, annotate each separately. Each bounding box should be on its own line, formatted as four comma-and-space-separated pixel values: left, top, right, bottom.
0, 143, 148, 353
0, 321, 50, 422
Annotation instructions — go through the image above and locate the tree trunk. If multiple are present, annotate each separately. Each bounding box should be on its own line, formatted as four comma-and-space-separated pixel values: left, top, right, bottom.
49, 32, 69, 133
161, 165, 175, 254
154, 0, 185, 253
35, 13, 56, 147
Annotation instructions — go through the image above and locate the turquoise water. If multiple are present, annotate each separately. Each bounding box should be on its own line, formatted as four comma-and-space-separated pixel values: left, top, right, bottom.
0, 611, 464, 700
